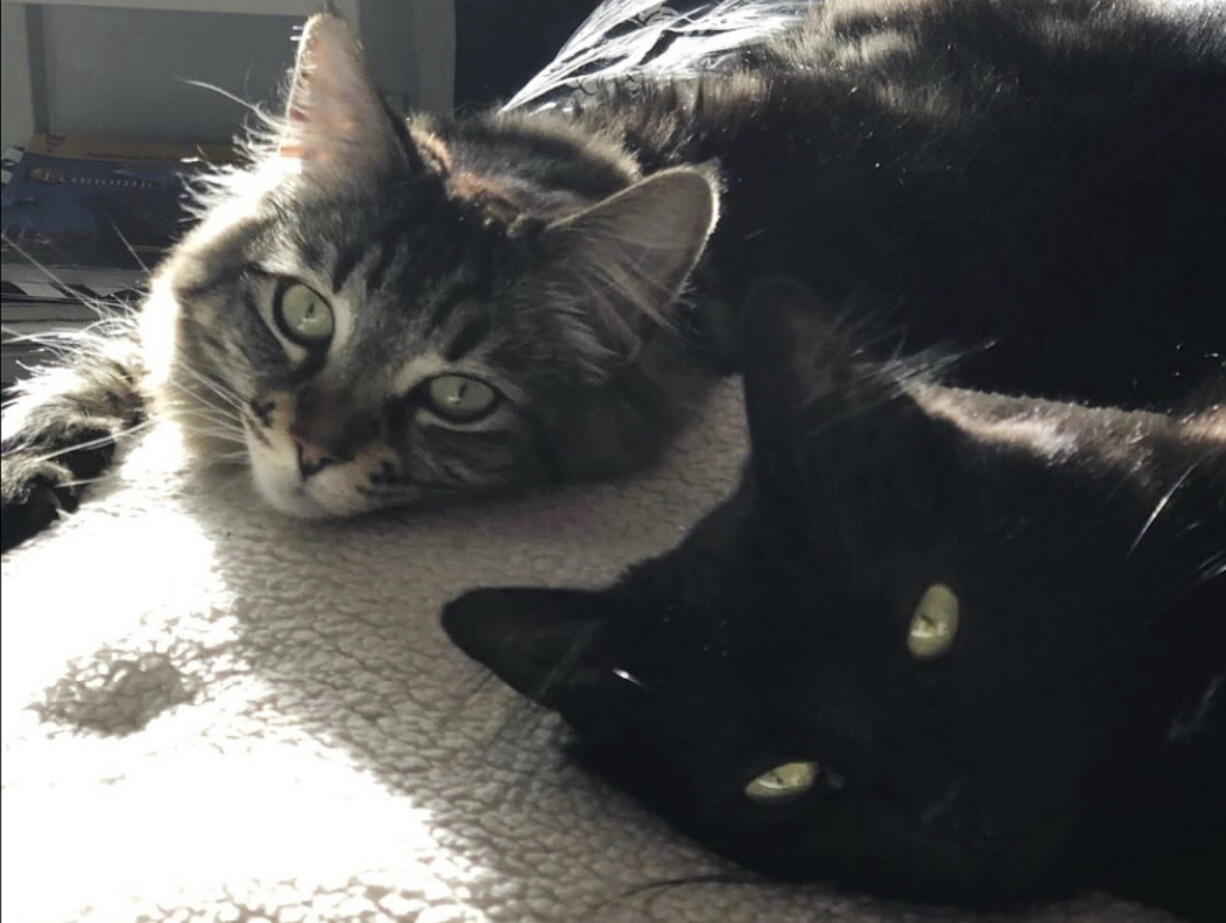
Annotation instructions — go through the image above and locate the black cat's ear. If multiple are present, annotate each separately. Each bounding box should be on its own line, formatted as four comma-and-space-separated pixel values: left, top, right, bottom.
540, 168, 719, 382
278, 13, 433, 178
741, 277, 868, 489
742, 278, 842, 445
442, 587, 617, 707
740, 277, 948, 504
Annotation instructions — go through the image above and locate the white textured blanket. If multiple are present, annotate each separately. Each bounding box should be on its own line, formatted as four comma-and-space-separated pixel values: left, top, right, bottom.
1, 380, 1175, 923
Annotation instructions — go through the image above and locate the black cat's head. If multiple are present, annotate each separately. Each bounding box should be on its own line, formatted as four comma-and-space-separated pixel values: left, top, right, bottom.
443, 279, 1225, 906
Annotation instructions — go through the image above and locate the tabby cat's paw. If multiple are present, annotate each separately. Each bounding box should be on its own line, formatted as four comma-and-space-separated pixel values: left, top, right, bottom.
1, 432, 115, 553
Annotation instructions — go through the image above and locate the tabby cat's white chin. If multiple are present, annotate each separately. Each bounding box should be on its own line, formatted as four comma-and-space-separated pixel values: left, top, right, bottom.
246, 432, 375, 519
251, 468, 334, 520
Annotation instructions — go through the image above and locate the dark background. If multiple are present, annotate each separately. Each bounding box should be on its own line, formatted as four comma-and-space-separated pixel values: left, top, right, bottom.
454, 1, 599, 107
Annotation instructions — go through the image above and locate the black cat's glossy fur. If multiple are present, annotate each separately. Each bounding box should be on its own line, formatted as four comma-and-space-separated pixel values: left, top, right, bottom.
444, 279, 1225, 920
568, 0, 1226, 406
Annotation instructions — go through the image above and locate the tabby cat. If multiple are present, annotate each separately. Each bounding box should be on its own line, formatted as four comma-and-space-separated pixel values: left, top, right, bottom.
3, 0, 1224, 550
444, 277, 1225, 921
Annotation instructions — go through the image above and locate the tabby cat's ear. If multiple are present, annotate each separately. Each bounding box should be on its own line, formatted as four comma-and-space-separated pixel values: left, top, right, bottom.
278, 13, 427, 177
442, 588, 617, 706
540, 168, 719, 382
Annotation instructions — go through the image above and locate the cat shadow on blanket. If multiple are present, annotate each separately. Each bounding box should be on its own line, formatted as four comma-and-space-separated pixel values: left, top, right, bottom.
445, 278, 1226, 922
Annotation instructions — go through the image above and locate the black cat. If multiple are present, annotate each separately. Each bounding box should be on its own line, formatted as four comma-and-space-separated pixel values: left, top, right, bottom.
444, 278, 1226, 921
577, 0, 1226, 408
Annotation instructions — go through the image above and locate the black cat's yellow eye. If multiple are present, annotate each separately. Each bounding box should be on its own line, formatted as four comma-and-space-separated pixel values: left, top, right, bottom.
274, 282, 334, 347
744, 761, 819, 803
425, 374, 499, 423
908, 583, 960, 659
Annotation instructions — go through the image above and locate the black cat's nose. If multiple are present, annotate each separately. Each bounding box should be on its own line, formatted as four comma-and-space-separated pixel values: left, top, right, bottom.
294, 438, 336, 479
441, 591, 499, 662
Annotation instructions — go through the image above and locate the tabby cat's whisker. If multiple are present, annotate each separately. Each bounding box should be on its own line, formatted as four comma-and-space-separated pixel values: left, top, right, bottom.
177, 77, 266, 118
56, 476, 111, 490
0, 237, 97, 306
169, 363, 247, 411
167, 402, 245, 427
20, 417, 156, 467
105, 219, 151, 274
177, 427, 246, 445
162, 400, 248, 437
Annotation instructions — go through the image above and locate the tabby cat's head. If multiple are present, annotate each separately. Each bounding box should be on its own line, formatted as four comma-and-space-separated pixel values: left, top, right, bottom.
443, 279, 1225, 906
146, 14, 716, 517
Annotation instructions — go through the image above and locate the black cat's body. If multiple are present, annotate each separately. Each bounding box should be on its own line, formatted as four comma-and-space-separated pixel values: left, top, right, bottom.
505, 0, 1226, 405
445, 279, 1225, 920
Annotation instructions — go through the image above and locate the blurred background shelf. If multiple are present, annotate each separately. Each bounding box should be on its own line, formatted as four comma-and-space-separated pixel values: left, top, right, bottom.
1, 0, 454, 151
0, 0, 457, 392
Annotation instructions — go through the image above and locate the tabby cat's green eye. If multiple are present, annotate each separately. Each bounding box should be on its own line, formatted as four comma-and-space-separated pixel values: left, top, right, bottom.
908, 582, 960, 659
274, 282, 334, 346
744, 761, 819, 803
425, 375, 499, 423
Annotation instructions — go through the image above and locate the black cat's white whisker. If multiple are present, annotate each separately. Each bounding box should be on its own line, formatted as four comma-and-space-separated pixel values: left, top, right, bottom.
588, 871, 765, 919
433, 662, 506, 727
611, 668, 648, 690
1129, 461, 1199, 558
1166, 674, 1223, 744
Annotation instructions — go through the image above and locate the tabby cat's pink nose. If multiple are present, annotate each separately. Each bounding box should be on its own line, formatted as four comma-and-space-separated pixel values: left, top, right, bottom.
293, 438, 336, 479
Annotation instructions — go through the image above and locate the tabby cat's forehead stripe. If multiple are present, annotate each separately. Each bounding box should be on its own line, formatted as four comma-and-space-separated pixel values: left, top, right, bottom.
173, 262, 253, 303
299, 239, 324, 271
443, 310, 494, 362
330, 242, 366, 293
425, 278, 482, 336
236, 290, 286, 367
365, 232, 405, 295
360, 188, 471, 295
376, 218, 467, 300
286, 350, 330, 386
